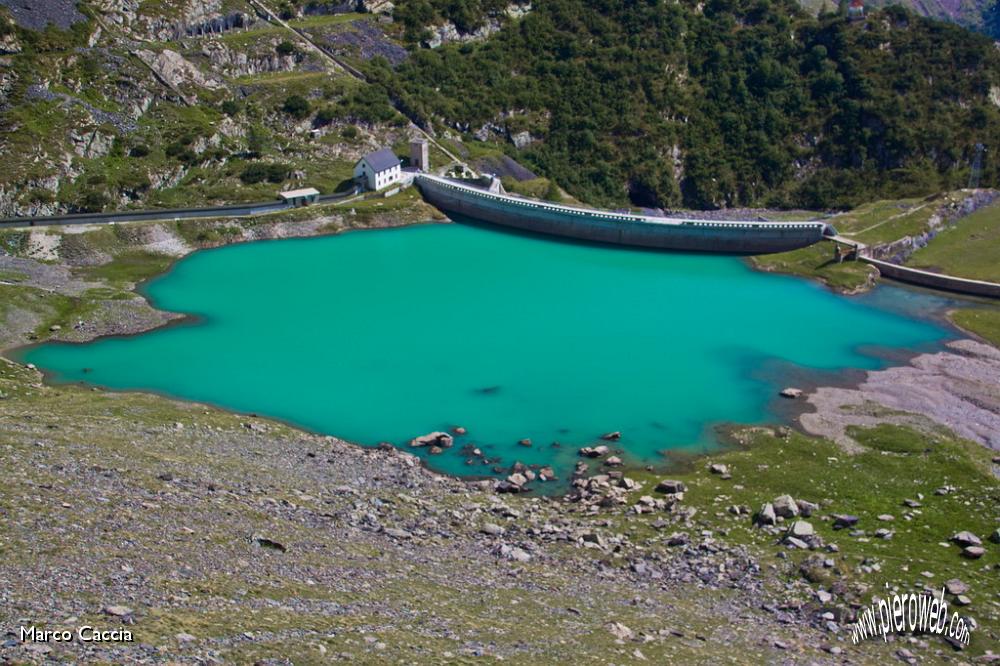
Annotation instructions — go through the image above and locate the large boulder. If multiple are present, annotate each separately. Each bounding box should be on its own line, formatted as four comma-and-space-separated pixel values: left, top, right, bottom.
795, 499, 819, 517
951, 531, 982, 548
510, 130, 534, 150
756, 503, 777, 526
832, 514, 859, 529
136, 48, 223, 91
772, 495, 800, 519
788, 520, 814, 538
655, 480, 686, 494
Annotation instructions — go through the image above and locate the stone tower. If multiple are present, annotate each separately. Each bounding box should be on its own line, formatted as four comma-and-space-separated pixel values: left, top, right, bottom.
410, 139, 429, 172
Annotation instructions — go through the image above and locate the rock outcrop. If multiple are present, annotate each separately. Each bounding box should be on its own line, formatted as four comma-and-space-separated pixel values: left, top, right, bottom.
136, 48, 223, 92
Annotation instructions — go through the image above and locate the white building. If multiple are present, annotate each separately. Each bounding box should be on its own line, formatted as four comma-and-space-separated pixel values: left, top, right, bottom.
354, 147, 401, 191
278, 187, 320, 206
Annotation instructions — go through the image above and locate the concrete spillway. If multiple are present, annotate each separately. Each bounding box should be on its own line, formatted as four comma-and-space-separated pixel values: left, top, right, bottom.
416, 174, 835, 254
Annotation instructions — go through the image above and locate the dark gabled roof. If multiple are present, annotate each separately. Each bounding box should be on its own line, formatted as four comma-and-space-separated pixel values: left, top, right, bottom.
359, 147, 399, 173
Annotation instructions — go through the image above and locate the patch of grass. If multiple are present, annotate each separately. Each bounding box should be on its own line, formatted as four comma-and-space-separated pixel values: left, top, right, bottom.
906, 201, 1000, 282
0, 269, 28, 282
751, 242, 876, 292
80, 251, 174, 284
826, 195, 944, 243
287, 13, 366, 29
950, 307, 1000, 347
215, 24, 283, 47
622, 424, 999, 653
501, 176, 563, 201
847, 423, 935, 453
0, 283, 100, 344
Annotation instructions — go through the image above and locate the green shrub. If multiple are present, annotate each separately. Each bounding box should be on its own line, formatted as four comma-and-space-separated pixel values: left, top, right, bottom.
80, 190, 109, 212
314, 106, 336, 127
282, 95, 311, 120
240, 163, 289, 184
265, 163, 289, 183
240, 163, 269, 184
119, 171, 151, 191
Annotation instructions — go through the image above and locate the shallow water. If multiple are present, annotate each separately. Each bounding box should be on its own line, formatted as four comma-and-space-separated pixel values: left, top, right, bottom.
23, 222, 950, 479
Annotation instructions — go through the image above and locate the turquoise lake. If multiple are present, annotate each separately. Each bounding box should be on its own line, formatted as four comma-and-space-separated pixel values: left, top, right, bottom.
22, 222, 950, 479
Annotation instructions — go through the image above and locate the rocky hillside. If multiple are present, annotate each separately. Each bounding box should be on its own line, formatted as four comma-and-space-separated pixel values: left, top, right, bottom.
381, 0, 1000, 210
1, 0, 998, 217
0, 0, 416, 217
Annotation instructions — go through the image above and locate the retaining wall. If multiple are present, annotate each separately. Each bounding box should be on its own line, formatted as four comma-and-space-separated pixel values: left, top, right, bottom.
862, 257, 1000, 299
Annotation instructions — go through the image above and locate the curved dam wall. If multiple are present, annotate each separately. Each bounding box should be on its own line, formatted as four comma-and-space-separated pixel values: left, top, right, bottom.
416, 174, 833, 254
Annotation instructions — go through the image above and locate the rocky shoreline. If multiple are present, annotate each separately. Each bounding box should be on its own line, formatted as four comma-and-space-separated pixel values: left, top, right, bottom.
801, 339, 1000, 453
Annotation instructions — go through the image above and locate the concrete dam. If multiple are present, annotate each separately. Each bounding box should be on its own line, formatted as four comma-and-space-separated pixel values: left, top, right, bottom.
416, 174, 835, 254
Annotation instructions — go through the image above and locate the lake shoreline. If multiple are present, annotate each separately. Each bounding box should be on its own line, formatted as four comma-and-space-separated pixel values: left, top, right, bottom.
3, 207, 995, 483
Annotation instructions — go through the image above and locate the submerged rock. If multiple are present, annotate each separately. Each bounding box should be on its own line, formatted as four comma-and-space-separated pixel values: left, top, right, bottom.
409, 431, 454, 448
579, 445, 610, 458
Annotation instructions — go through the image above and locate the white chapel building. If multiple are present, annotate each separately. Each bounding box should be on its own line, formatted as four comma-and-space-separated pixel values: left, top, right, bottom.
354, 147, 401, 191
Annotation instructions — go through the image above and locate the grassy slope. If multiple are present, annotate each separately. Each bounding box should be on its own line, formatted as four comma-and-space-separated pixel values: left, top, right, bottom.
627, 425, 999, 607
906, 201, 1000, 282
951, 307, 1000, 347
751, 192, 986, 292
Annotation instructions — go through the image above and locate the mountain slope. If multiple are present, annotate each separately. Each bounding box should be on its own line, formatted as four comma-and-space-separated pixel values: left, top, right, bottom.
0, 0, 998, 215
379, 0, 1000, 209
0, 0, 413, 217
